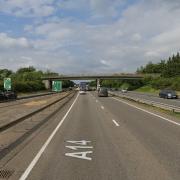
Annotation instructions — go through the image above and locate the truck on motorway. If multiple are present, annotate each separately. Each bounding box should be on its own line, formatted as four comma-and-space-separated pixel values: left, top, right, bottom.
79, 82, 87, 94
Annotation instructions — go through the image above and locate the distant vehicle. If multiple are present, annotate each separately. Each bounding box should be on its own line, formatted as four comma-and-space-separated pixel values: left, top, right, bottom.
79, 90, 86, 95
159, 89, 178, 99
80, 82, 87, 91
4, 90, 17, 100
121, 89, 128, 93
98, 88, 108, 97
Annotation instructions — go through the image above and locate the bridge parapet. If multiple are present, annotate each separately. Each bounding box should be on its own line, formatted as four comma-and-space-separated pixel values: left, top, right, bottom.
42, 74, 144, 81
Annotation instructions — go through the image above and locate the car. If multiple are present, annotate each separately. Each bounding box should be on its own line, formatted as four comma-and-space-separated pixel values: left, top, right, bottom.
79, 90, 86, 95
159, 89, 178, 99
4, 90, 17, 100
121, 89, 128, 93
98, 88, 108, 97
79, 90, 86, 94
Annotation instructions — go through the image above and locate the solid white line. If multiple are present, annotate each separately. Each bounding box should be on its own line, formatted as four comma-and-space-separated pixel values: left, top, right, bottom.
112, 97, 180, 126
19, 93, 79, 180
101, 106, 104, 110
112, 119, 119, 126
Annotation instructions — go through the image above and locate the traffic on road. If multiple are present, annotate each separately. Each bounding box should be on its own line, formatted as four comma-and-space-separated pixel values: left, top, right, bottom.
0, 89, 179, 180
0, 1, 180, 179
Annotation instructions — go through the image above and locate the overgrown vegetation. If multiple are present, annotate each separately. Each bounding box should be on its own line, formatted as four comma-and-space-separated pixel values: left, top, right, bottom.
137, 52, 180, 77
89, 79, 143, 90
0, 66, 74, 92
137, 52, 180, 91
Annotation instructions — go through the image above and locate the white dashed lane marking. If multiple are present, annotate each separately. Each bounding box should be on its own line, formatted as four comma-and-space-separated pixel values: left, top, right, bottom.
112, 119, 119, 127
112, 97, 180, 127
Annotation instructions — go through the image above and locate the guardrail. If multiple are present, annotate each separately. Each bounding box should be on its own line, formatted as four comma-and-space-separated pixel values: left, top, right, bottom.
109, 92, 180, 113
17, 89, 71, 100
17, 92, 57, 100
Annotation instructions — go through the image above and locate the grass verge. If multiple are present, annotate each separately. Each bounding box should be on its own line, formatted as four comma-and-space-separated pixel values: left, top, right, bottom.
134, 85, 159, 94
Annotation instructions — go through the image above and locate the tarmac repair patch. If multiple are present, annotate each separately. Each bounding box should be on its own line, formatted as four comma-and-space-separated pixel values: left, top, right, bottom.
24, 100, 47, 106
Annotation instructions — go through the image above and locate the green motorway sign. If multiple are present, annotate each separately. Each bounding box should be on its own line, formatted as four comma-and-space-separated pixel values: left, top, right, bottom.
4, 78, 11, 90
52, 81, 62, 92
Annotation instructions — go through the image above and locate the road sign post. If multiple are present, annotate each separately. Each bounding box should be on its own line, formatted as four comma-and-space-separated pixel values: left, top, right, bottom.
4, 78, 11, 91
52, 81, 62, 92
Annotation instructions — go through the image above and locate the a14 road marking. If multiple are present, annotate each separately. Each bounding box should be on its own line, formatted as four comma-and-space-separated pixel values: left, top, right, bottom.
65, 140, 93, 161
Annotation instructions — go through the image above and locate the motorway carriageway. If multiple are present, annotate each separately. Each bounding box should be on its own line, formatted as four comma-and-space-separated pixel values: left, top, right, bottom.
2, 91, 180, 180
113, 91, 180, 107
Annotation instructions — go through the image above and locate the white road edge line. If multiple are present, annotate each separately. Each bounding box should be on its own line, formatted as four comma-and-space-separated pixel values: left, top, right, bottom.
19, 93, 80, 180
112, 97, 180, 126
112, 119, 119, 127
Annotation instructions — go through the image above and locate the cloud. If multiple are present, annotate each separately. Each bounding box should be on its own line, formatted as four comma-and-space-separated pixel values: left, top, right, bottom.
89, 0, 124, 18
1, 0, 180, 73
0, 33, 30, 48
131, 33, 142, 42
0, 0, 55, 17
58, 0, 125, 19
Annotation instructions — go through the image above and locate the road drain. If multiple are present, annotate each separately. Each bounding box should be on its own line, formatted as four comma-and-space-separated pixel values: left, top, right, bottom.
0, 169, 14, 179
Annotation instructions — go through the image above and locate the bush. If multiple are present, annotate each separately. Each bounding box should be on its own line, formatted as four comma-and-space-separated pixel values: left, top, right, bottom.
171, 77, 180, 91
0, 81, 3, 90
121, 83, 130, 90
150, 77, 180, 90
13, 81, 45, 92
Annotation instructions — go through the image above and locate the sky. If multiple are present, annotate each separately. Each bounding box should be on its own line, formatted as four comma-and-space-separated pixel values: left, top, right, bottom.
0, 0, 180, 74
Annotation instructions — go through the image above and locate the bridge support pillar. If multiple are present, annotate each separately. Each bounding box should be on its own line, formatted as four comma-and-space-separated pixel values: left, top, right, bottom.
96, 79, 101, 91
42, 80, 52, 90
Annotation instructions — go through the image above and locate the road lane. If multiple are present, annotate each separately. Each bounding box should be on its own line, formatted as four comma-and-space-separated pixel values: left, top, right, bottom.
3, 91, 179, 180
23, 92, 130, 180
15, 92, 179, 180
94, 92, 180, 180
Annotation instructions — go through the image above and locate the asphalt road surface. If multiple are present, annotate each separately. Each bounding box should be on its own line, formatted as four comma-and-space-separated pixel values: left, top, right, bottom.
2, 91, 180, 180
112, 91, 180, 107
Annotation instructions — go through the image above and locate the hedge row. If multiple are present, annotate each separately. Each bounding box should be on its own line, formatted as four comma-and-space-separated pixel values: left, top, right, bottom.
0, 81, 46, 92
150, 77, 180, 91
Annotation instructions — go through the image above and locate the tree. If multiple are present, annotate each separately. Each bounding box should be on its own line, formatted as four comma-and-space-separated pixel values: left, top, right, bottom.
0, 69, 13, 80
137, 52, 180, 77
16, 66, 36, 74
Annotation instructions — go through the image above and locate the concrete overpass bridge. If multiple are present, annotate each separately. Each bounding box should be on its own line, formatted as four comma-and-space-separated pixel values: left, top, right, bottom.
42, 73, 144, 89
